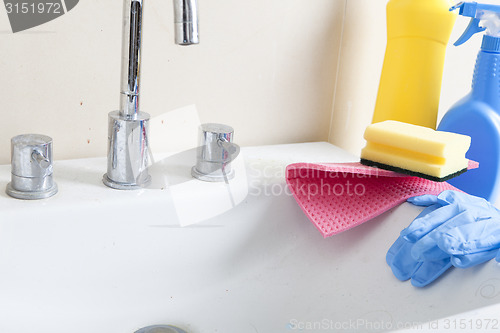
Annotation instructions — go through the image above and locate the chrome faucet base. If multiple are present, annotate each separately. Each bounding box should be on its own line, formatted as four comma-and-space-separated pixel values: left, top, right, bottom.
103, 111, 151, 190
191, 166, 235, 182
6, 182, 58, 200
102, 173, 151, 190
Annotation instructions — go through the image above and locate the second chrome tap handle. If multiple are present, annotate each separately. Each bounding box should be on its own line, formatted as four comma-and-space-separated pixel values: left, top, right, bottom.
192, 123, 239, 182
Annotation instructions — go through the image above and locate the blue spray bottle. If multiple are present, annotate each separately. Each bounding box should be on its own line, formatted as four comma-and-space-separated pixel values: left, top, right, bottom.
438, 1, 500, 202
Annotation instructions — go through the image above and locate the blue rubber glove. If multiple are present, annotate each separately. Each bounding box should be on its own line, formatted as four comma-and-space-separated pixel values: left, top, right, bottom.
405, 191, 500, 242
387, 190, 500, 287
408, 191, 500, 267
439, 218, 500, 267
386, 204, 452, 287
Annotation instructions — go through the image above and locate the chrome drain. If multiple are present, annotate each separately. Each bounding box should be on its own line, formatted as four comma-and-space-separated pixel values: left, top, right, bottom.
134, 325, 187, 333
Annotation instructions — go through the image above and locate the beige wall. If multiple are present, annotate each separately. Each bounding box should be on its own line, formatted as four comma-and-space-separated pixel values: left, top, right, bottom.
329, 0, 386, 157
0, 0, 346, 164
0, 0, 488, 165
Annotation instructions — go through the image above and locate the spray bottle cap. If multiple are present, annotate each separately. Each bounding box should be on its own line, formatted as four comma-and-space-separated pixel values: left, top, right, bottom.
452, 1, 500, 50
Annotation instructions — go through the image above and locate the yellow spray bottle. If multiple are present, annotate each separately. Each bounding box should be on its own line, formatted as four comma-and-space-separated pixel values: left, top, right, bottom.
371, 0, 457, 129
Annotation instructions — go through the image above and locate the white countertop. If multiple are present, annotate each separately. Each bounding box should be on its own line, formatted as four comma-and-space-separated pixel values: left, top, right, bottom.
0, 142, 498, 333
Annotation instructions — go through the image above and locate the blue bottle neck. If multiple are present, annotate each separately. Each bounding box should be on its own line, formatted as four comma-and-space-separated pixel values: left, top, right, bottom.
482, 35, 500, 52
471, 36, 500, 110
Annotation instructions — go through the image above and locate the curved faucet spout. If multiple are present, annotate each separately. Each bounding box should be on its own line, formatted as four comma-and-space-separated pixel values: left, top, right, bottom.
105, 0, 199, 190
119, 0, 199, 118
174, 0, 199, 45
120, 0, 143, 118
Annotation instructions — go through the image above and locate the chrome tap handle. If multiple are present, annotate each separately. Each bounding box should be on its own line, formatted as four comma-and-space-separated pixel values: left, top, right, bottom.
6, 134, 58, 200
192, 123, 238, 182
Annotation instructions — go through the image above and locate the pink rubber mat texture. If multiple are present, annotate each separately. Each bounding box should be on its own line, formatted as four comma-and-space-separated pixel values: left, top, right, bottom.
285, 161, 479, 238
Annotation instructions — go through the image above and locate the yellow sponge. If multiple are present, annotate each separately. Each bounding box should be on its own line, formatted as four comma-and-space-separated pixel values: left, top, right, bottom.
360, 120, 471, 181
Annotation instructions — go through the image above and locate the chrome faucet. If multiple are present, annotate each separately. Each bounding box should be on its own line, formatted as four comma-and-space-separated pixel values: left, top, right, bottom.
103, 0, 199, 190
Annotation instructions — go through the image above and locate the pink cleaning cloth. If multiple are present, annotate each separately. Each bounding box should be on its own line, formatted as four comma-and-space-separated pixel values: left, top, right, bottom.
285, 160, 479, 238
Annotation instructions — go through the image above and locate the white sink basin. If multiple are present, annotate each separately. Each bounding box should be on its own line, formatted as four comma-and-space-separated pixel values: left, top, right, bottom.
0, 142, 498, 333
